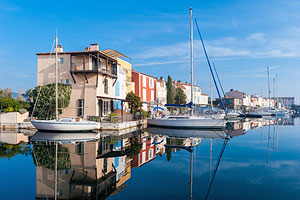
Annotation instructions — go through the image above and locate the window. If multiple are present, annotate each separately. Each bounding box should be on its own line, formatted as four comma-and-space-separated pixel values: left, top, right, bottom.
59, 79, 63, 83
149, 79, 154, 88
77, 99, 84, 117
143, 76, 146, 87
76, 142, 84, 154
142, 151, 146, 163
151, 90, 154, 101
149, 148, 154, 159
104, 79, 108, 94
65, 79, 69, 84
103, 158, 108, 173
59, 58, 64, 63
103, 101, 109, 116
58, 190, 63, 196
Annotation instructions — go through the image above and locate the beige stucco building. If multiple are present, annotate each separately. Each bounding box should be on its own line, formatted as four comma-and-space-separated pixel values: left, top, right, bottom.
174, 81, 208, 106
37, 44, 131, 118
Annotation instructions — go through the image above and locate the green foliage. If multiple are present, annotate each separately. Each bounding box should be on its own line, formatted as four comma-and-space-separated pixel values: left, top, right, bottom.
29, 83, 72, 119
18, 109, 27, 114
32, 142, 71, 170
126, 91, 142, 114
166, 75, 174, 105
0, 88, 12, 98
108, 113, 118, 123
0, 143, 31, 159
127, 136, 142, 159
166, 148, 172, 162
18, 99, 32, 112
141, 110, 149, 118
175, 87, 187, 105
0, 97, 23, 112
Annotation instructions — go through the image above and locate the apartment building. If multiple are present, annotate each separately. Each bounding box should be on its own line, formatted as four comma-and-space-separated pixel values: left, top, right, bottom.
277, 97, 295, 108
156, 77, 167, 106
37, 44, 130, 118
174, 81, 208, 105
132, 70, 157, 111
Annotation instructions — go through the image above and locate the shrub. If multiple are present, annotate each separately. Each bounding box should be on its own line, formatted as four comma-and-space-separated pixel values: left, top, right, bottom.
0, 97, 23, 112
108, 113, 118, 123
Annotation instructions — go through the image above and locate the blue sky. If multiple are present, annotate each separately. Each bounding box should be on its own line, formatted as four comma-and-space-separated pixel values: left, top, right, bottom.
0, 0, 300, 101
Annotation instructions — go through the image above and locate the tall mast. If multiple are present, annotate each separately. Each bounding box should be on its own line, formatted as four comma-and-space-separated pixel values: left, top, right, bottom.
267, 67, 271, 111
273, 78, 276, 109
55, 34, 59, 120
190, 8, 194, 114
210, 73, 213, 107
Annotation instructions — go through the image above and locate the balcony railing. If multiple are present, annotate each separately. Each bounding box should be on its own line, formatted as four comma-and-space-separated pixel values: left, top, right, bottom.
71, 62, 118, 77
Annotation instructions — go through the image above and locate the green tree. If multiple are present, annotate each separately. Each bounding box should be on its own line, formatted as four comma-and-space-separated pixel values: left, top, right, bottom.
126, 91, 142, 114
166, 148, 172, 162
0, 88, 12, 98
166, 75, 174, 105
0, 143, 31, 159
175, 87, 187, 105
32, 142, 71, 170
28, 83, 72, 119
0, 97, 23, 112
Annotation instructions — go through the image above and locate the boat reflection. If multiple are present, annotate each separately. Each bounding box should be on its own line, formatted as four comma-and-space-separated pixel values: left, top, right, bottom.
30, 131, 99, 144
147, 127, 227, 139
25, 117, 293, 199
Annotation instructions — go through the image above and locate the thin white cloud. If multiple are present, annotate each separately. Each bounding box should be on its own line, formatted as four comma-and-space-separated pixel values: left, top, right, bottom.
133, 30, 300, 64
246, 32, 265, 42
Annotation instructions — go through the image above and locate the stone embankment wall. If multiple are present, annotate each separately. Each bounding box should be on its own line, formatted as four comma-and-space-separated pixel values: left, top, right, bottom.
0, 112, 33, 129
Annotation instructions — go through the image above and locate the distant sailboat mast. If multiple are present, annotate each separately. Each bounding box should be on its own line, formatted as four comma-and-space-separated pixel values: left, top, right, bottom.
267, 67, 271, 111
55, 34, 59, 120
190, 8, 194, 115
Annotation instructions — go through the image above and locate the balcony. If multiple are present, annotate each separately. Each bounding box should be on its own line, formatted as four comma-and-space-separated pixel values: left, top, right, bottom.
71, 62, 117, 78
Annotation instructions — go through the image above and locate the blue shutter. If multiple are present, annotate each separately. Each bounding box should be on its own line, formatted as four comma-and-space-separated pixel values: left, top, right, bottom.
115, 81, 120, 97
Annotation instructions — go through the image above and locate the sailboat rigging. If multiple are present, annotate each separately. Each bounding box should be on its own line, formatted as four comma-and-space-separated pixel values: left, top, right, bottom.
147, 8, 226, 129
30, 34, 98, 132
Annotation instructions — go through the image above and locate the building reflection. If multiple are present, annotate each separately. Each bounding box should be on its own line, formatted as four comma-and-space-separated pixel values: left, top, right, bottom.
30, 117, 295, 199
33, 132, 138, 199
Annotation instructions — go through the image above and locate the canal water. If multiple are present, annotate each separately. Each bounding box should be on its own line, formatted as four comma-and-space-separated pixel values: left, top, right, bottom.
0, 117, 299, 200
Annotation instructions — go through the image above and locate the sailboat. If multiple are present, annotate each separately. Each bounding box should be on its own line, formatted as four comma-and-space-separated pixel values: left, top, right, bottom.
148, 8, 226, 129
30, 35, 98, 132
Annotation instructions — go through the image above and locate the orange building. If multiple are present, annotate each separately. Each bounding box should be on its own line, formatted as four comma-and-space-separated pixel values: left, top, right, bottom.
132, 70, 157, 111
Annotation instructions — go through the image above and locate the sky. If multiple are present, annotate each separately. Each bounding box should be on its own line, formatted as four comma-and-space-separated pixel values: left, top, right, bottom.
0, 0, 300, 102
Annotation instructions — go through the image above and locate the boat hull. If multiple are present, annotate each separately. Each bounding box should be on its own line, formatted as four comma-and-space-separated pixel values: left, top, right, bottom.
148, 118, 225, 129
31, 120, 97, 132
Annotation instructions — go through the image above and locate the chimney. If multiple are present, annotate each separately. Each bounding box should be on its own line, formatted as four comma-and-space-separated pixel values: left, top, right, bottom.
55, 44, 63, 53
90, 43, 99, 51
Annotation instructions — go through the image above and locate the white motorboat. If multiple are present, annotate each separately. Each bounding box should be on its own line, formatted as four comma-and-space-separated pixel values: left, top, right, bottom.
227, 109, 243, 118
31, 118, 98, 132
148, 115, 225, 129
194, 106, 226, 119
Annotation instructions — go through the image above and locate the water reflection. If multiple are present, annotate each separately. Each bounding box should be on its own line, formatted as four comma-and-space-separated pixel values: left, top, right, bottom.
0, 117, 296, 199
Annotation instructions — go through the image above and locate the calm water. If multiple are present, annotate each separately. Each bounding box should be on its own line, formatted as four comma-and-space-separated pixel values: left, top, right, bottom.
0, 117, 299, 200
